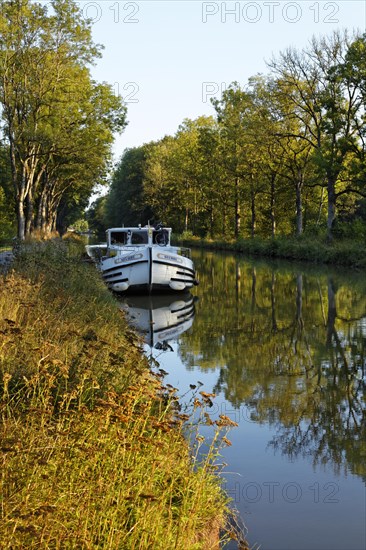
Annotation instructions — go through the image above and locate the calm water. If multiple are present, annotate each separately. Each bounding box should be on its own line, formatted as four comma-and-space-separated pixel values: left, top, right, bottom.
119, 249, 366, 550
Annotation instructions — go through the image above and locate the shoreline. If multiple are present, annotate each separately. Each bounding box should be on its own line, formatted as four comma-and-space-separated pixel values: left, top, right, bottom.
175, 235, 366, 269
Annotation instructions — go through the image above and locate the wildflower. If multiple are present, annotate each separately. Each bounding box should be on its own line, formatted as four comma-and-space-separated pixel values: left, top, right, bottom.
204, 412, 214, 425
199, 391, 216, 399
215, 415, 238, 427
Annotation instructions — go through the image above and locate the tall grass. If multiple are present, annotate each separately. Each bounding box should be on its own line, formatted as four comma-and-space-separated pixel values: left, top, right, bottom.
0, 238, 245, 549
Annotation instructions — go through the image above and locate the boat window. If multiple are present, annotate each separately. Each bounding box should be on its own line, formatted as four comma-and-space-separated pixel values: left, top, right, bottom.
153, 230, 169, 246
110, 232, 127, 244
131, 231, 148, 244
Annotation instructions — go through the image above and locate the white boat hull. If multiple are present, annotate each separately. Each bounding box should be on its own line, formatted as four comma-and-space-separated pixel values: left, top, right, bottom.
86, 226, 198, 294
100, 246, 197, 293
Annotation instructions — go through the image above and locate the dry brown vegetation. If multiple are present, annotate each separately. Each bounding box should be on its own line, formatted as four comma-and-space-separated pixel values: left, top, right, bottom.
0, 238, 244, 549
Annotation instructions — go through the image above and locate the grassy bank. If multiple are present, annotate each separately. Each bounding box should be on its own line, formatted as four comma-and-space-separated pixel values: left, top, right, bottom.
177, 234, 366, 268
0, 238, 243, 549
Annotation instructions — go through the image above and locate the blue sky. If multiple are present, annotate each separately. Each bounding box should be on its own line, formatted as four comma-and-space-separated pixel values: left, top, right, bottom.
83, 1, 366, 158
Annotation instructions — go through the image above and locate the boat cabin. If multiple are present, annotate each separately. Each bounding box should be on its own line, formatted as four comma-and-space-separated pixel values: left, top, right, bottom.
107, 226, 171, 247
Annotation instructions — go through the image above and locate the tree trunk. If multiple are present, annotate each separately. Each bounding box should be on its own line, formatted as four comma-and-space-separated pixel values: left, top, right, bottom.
25, 188, 33, 236
316, 186, 325, 226
295, 179, 303, 236
250, 189, 256, 238
36, 188, 46, 230
209, 201, 214, 237
16, 198, 26, 241
49, 192, 62, 234
51, 210, 58, 232
9, 136, 25, 240
184, 207, 189, 232
193, 191, 197, 233
234, 177, 241, 239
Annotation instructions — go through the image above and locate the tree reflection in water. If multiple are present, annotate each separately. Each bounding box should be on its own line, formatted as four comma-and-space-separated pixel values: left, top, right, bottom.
179, 250, 366, 483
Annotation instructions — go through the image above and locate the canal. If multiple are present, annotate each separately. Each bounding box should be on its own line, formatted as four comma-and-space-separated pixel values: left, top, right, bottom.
119, 248, 366, 550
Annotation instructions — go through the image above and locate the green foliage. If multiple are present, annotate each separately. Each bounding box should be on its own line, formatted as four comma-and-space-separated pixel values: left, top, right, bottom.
105, 146, 153, 228
86, 195, 108, 236
105, 30, 366, 249
0, 0, 127, 239
70, 218, 89, 232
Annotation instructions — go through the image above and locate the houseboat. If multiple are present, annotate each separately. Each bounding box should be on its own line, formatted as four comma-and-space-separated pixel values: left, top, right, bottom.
86, 225, 198, 293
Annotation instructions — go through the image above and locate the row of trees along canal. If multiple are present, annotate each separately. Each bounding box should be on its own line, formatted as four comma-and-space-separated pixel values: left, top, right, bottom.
0, 0, 127, 240
93, 30, 366, 243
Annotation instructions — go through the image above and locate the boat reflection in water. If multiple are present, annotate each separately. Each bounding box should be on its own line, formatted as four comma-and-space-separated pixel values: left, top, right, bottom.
119, 292, 196, 349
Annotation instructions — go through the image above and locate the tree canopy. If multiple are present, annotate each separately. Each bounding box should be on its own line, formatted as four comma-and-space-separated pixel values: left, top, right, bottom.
104, 30, 366, 242
0, 0, 127, 239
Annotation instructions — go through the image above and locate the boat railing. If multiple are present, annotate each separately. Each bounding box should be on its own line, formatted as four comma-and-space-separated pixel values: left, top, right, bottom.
86, 244, 107, 262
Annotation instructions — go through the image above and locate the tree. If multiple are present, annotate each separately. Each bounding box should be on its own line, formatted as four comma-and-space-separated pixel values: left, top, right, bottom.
212, 83, 255, 238
100, 30, 366, 243
143, 117, 218, 234
86, 195, 107, 236
106, 145, 153, 228
166, 116, 218, 234
35, 76, 126, 234
0, 0, 126, 239
253, 75, 318, 236
269, 31, 365, 240
143, 136, 184, 229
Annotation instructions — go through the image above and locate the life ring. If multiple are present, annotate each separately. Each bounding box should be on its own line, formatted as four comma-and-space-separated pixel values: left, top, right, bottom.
156, 230, 167, 246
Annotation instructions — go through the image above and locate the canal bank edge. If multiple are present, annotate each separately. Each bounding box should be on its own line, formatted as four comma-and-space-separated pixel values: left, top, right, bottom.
175, 235, 366, 268
0, 237, 244, 550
